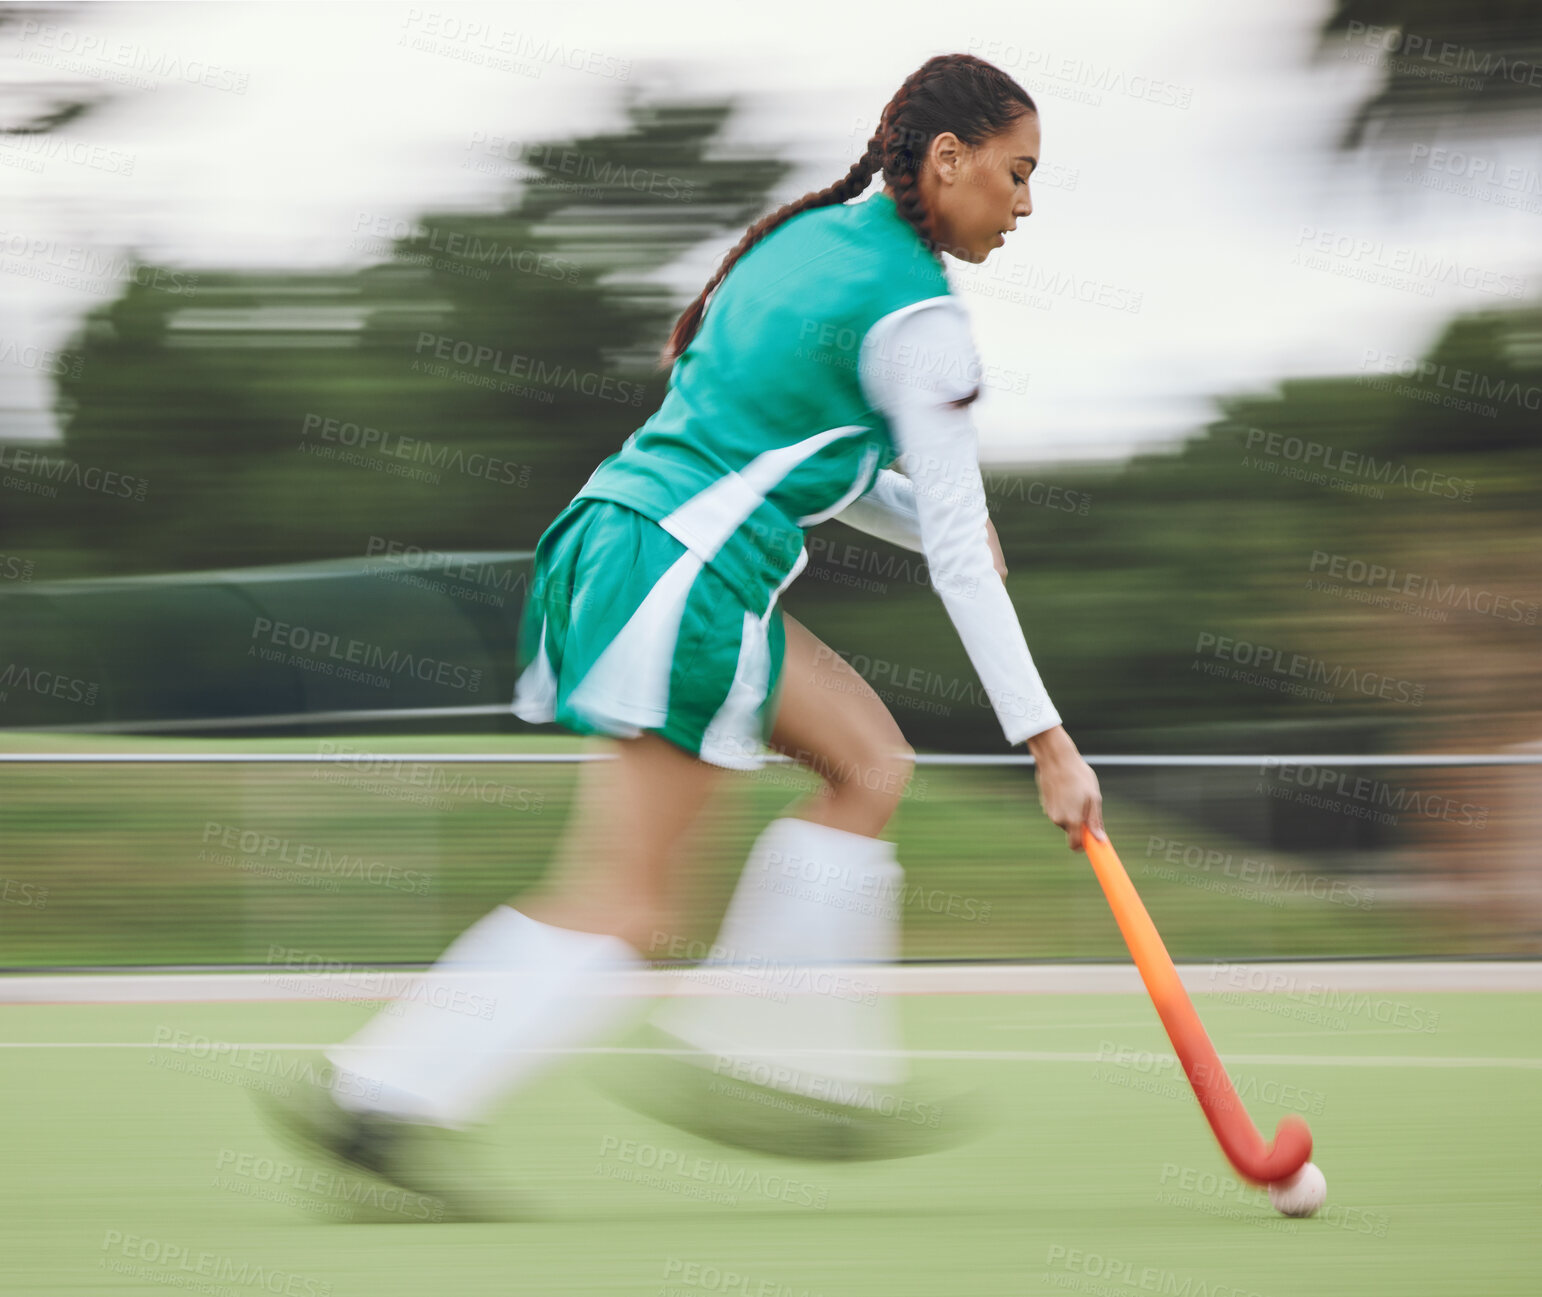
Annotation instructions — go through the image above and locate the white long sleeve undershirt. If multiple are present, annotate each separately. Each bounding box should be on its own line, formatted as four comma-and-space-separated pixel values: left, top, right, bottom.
839, 297, 1061, 745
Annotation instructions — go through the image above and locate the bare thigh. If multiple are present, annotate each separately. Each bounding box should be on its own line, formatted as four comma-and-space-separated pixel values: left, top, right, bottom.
518, 732, 723, 946
769, 612, 916, 836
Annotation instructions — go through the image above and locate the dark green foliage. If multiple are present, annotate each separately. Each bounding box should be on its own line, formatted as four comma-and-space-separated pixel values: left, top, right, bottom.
25, 97, 788, 573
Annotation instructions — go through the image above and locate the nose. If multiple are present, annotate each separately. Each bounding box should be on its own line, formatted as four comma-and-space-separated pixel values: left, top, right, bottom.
1015, 190, 1032, 221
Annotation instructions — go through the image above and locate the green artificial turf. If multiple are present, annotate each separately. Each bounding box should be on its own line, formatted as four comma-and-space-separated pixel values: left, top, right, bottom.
1, 990, 1536, 1296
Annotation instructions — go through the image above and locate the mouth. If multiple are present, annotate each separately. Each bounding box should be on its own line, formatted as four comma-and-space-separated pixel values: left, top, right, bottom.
993, 231, 1006, 247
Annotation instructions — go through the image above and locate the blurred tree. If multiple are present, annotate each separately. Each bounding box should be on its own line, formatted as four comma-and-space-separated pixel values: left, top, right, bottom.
0, 3, 104, 134
1316, 1, 1542, 148
35, 95, 787, 571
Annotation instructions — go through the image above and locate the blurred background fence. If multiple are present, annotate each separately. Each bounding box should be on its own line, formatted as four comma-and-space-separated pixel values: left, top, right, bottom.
0, 552, 529, 729
2, 748, 1538, 969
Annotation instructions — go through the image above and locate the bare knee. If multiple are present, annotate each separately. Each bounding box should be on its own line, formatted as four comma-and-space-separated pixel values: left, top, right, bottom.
822, 732, 916, 827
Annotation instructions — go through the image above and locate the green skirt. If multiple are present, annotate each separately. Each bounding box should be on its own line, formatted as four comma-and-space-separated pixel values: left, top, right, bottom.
512, 498, 788, 769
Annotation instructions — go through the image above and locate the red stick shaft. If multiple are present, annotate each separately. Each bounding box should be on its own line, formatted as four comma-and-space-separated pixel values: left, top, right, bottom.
1084, 835, 1312, 1185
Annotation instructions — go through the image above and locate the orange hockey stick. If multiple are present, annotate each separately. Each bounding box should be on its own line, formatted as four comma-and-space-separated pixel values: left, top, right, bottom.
1084, 833, 1313, 1186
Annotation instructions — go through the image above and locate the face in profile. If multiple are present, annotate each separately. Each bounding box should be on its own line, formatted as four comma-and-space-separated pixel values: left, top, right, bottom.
923, 112, 1040, 263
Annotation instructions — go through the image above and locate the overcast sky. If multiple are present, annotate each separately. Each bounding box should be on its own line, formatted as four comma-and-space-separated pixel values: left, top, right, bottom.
3, 0, 1538, 463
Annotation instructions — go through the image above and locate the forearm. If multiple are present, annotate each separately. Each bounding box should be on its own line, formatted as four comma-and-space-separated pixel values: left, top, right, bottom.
894, 406, 1060, 745
931, 569, 1062, 744
858, 297, 1061, 747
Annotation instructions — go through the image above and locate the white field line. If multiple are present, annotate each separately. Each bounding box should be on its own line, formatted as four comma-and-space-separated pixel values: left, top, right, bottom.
0, 1042, 1536, 1068
0, 961, 1539, 1005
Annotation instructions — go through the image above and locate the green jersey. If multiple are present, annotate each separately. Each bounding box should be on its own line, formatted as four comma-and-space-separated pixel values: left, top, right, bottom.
572, 190, 952, 616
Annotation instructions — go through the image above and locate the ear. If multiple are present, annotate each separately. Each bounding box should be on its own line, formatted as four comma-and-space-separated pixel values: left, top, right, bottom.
929, 131, 965, 185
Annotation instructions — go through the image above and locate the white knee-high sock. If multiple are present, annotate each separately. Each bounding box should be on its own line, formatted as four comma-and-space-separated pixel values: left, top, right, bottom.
324, 906, 641, 1128
652, 816, 908, 1100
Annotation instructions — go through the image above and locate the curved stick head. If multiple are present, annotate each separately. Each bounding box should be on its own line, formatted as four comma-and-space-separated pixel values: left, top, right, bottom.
1258, 1115, 1314, 1185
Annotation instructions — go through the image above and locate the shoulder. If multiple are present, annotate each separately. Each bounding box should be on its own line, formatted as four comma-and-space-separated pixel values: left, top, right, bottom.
859, 295, 980, 409
720, 196, 954, 339
757, 195, 945, 292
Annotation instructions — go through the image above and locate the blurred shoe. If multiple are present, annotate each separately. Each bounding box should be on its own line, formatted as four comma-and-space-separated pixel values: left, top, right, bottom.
591, 1024, 990, 1161
253, 1064, 518, 1223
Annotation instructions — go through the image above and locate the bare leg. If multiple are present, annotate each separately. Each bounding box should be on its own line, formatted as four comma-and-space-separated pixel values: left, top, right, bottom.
642, 612, 921, 1117
517, 611, 905, 943
318, 731, 722, 1131
769, 613, 916, 834
519, 732, 724, 949
515, 610, 916, 964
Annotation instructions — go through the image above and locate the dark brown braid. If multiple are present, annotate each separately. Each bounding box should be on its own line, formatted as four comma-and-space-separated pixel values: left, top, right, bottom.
658, 53, 1036, 368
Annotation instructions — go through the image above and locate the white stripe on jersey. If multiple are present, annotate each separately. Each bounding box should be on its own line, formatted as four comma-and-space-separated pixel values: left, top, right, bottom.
566, 547, 704, 730
656, 423, 871, 562
697, 608, 775, 770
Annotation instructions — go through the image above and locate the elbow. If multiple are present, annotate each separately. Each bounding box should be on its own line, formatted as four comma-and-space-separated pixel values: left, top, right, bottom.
928, 564, 987, 601
925, 543, 1002, 602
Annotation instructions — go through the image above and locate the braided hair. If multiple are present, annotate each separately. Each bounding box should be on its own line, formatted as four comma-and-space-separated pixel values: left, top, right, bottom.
659, 53, 1036, 368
